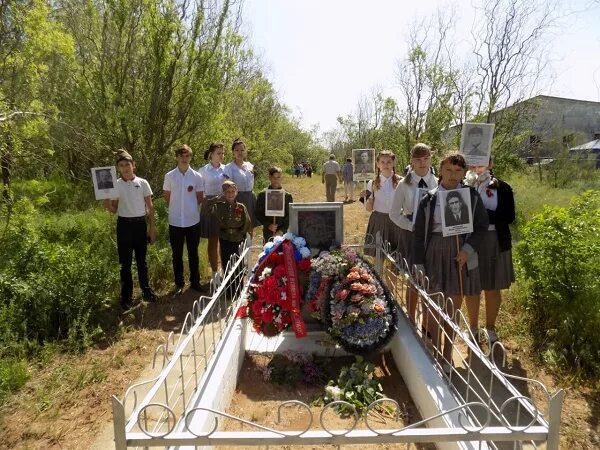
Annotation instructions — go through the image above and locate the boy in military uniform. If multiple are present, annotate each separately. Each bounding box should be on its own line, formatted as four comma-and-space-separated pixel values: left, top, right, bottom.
210, 180, 253, 273
255, 167, 294, 243
103, 149, 157, 310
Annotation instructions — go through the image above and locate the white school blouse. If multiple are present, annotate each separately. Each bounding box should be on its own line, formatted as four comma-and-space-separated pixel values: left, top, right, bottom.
198, 163, 226, 196
389, 170, 438, 231
223, 161, 254, 192
366, 175, 396, 213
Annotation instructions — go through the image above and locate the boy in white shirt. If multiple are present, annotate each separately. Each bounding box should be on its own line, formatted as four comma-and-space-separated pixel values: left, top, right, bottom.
104, 150, 157, 310
163, 144, 204, 294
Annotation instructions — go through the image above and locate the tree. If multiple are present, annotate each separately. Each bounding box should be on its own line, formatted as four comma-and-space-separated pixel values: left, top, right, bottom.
396, 9, 461, 157
0, 0, 75, 200
472, 0, 559, 121
54, 0, 244, 184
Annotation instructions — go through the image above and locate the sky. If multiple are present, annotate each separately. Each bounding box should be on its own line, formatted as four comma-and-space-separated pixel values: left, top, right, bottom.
241, 0, 600, 133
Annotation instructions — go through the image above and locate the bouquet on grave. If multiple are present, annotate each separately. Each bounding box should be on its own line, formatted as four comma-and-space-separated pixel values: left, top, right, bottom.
244, 233, 312, 336
305, 247, 358, 322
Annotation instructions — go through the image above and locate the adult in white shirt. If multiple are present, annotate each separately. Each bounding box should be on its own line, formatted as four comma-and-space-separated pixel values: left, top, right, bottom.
223, 138, 258, 226
163, 144, 204, 294
389, 143, 437, 323
362, 150, 401, 257
322, 154, 341, 202
198, 142, 227, 280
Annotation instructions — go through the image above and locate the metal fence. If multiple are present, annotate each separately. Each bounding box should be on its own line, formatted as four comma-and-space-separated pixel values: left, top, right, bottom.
111, 235, 564, 449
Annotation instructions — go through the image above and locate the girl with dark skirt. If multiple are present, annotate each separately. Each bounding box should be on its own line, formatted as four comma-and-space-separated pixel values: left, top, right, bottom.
199, 142, 227, 283
223, 139, 258, 227
413, 152, 489, 373
465, 157, 515, 345
362, 150, 402, 257
389, 143, 438, 322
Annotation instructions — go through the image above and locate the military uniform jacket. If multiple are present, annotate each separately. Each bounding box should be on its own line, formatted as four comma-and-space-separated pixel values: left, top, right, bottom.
210, 199, 252, 242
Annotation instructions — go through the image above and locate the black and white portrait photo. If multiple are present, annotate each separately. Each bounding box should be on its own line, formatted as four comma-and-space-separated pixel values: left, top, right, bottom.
352, 148, 375, 182
289, 203, 344, 254
439, 188, 473, 236
460, 122, 494, 166
265, 189, 285, 217
91, 166, 117, 200
96, 168, 114, 190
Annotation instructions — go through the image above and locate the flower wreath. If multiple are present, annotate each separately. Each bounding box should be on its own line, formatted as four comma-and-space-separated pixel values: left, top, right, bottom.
243, 233, 312, 336
324, 251, 398, 355
305, 248, 357, 322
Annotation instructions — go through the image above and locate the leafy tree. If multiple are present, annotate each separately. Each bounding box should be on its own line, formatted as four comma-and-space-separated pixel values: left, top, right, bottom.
0, 0, 75, 200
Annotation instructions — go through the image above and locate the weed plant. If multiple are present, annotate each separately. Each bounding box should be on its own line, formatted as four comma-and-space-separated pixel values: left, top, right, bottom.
0, 183, 173, 403
516, 190, 600, 377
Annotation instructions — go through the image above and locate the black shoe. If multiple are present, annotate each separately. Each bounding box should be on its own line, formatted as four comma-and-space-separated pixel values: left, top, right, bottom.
190, 283, 203, 292
120, 299, 133, 311
142, 289, 157, 302
172, 285, 184, 296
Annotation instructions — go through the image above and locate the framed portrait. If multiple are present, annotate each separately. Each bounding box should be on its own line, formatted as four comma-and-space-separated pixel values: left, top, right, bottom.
91, 166, 117, 200
411, 188, 429, 225
352, 148, 376, 182
265, 189, 285, 217
460, 122, 495, 166
439, 188, 473, 237
289, 202, 344, 254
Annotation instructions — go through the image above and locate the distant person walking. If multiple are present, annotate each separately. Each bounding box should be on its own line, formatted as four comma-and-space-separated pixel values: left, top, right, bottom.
163, 144, 204, 295
342, 157, 354, 202
322, 154, 341, 202
103, 150, 156, 310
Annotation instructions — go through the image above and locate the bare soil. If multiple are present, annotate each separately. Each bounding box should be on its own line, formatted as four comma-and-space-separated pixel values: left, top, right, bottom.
221, 352, 435, 450
0, 174, 597, 449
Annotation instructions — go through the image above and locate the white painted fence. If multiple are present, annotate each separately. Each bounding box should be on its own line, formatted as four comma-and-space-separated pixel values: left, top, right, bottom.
111, 235, 564, 449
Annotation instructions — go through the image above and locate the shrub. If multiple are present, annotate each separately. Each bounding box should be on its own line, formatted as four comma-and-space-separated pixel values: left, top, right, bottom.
0, 198, 172, 357
516, 190, 600, 376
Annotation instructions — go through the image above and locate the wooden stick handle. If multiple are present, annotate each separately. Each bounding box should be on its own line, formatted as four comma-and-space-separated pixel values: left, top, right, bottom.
456, 235, 464, 299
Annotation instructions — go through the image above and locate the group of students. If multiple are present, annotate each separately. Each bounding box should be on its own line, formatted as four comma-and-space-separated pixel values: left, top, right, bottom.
362, 144, 515, 372
103, 139, 293, 310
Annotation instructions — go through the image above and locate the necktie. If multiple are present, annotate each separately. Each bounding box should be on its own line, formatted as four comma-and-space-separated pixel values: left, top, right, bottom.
418, 178, 427, 188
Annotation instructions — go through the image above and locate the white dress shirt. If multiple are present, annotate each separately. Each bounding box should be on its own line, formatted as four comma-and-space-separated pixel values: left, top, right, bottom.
163, 167, 202, 227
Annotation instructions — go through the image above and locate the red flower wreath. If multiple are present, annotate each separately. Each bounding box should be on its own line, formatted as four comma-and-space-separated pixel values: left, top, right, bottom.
243, 236, 312, 336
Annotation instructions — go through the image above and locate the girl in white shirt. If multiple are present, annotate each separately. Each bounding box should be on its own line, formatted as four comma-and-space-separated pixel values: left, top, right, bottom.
199, 142, 227, 279
389, 143, 437, 323
389, 143, 438, 269
362, 150, 401, 256
223, 139, 257, 226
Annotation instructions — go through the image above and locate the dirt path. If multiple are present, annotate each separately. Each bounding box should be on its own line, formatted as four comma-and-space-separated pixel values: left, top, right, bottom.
0, 174, 597, 449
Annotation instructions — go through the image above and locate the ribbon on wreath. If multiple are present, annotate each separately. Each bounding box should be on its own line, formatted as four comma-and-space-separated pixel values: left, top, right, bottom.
282, 240, 307, 337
